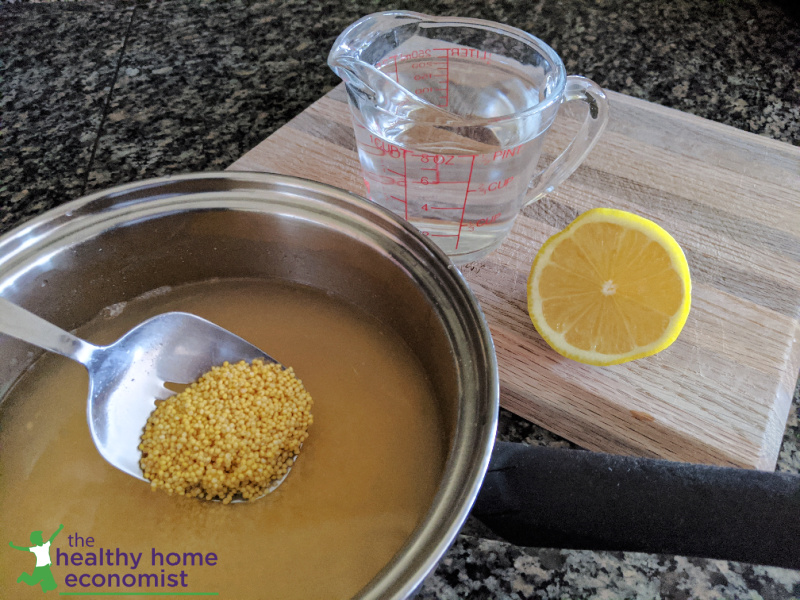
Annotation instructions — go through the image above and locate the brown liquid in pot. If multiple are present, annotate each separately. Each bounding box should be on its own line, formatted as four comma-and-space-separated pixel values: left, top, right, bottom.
0, 279, 445, 599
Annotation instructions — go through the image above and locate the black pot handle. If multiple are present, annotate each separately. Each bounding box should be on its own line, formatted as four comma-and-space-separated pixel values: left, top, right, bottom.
472, 441, 800, 569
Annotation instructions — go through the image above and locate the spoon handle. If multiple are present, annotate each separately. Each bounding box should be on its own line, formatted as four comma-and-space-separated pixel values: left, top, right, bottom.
0, 297, 98, 366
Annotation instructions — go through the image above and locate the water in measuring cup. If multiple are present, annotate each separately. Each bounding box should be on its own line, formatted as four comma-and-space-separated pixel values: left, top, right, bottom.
352, 55, 548, 263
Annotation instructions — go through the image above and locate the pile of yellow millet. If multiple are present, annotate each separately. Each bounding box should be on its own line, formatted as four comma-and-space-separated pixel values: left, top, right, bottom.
139, 359, 313, 504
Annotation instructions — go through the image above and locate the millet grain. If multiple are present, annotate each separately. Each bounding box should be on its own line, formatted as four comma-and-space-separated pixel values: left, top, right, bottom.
139, 359, 313, 503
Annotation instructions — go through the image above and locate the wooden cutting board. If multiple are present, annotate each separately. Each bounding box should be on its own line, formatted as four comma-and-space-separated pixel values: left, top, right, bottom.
229, 84, 800, 471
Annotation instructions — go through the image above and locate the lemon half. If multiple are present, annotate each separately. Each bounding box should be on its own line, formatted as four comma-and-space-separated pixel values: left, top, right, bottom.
527, 208, 691, 366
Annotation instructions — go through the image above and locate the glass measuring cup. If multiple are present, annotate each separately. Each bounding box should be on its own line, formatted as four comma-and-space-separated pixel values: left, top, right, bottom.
328, 11, 609, 264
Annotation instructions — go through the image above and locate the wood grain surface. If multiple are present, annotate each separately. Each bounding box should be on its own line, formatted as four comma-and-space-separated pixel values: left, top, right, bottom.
230, 84, 800, 471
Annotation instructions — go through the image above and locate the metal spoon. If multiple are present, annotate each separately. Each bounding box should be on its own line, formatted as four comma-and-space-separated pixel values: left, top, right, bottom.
0, 297, 289, 500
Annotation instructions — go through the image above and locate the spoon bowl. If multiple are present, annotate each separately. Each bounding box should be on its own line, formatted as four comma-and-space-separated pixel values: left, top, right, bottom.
0, 297, 285, 499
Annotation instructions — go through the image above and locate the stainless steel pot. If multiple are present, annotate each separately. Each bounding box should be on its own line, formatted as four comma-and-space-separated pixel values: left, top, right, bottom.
0, 172, 499, 599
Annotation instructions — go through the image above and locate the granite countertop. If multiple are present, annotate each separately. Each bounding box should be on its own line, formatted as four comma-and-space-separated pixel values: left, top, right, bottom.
1, 0, 799, 597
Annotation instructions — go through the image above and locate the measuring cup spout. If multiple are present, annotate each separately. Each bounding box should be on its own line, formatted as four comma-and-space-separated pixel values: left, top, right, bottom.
329, 11, 497, 150
327, 12, 405, 101
327, 56, 384, 102
329, 43, 460, 124
327, 10, 425, 93
329, 55, 486, 154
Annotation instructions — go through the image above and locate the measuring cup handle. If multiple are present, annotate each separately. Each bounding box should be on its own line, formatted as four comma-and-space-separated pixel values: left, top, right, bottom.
525, 76, 609, 204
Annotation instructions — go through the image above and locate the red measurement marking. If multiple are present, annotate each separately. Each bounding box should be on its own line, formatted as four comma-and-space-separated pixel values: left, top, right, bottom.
433, 47, 492, 61
413, 153, 455, 165
455, 155, 477, 250
493, 146, 522, 161
402, 149, 409, 220
429, 233, 458, 238
359, 142, 386, 158
421, 180, 471, 185
430, 206, 462, 210
477, 213, 501, 227
441, 51, 449, 107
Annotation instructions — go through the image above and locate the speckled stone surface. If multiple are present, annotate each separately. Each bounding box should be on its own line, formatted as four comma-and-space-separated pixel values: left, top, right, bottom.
1, 0, 799, 597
